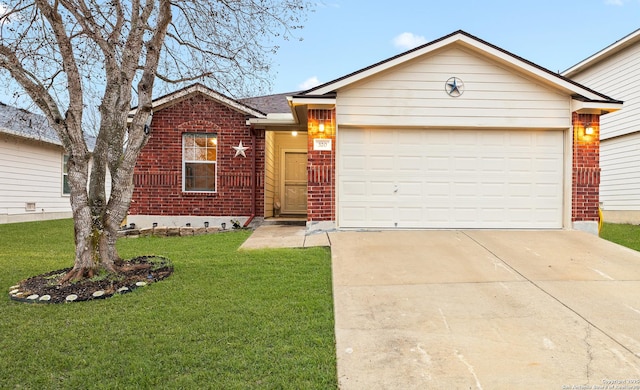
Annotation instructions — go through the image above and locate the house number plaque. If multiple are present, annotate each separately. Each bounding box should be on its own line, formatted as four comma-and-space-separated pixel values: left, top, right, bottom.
313, 138, 332, 151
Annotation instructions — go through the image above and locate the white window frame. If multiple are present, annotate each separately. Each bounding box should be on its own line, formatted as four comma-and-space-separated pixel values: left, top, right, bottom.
182, 133, 218, 193
62, 154, 71, 196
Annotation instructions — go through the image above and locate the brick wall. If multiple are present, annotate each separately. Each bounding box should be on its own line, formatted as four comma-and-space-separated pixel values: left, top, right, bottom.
130, 93, 264, 217
306, 109, 336, 222
572, 112, 600, 222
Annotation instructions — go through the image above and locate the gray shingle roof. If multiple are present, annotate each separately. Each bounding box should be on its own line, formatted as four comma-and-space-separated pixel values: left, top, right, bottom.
240, 91, 299, 114
0, 102, 99, 150
0, 102, 60, 146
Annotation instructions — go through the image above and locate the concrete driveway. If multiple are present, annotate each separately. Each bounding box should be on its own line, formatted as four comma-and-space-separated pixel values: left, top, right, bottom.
329, 230, 640, 389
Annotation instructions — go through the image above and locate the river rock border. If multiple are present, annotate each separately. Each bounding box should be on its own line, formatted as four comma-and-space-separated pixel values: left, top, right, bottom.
8, 256, 173, 304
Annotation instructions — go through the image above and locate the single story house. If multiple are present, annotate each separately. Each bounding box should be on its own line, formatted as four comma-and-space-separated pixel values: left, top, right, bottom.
0, 102, 73, 223
563, 28, 640, 224
128, 30, 623, 234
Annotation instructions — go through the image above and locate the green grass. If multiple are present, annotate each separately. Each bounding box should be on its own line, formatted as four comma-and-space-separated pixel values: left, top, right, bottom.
600, 222, 640, 251
0, 219, 337, 389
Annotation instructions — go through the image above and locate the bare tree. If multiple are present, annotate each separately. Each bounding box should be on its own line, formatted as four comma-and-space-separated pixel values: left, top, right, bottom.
0, 0, 310, 282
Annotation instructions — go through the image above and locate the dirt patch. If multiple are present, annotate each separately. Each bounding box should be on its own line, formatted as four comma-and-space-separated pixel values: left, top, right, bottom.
8, 256, 173, 304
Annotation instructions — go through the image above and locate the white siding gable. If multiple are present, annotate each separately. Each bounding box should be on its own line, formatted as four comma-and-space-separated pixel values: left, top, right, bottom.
568, 42, 640, 140
337, 46, 571, 129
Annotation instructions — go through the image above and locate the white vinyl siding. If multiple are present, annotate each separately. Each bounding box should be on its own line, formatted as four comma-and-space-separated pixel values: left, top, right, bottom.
337, 46, 571, 129
600, 133, 640, 210
568, 43, 640, 140
338, 128, 564, 229
0, 133, 72, 221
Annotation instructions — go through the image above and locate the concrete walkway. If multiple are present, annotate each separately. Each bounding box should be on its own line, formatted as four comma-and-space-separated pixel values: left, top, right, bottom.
239, 225, 330, 250
330, 230, 640, 389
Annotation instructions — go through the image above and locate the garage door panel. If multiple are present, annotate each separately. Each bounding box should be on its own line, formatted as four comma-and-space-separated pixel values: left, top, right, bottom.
338, 128, 564, 229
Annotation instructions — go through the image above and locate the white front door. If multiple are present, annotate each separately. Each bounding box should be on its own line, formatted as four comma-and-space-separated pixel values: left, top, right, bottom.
338, 128, 564, 229
282, 151, 307, 214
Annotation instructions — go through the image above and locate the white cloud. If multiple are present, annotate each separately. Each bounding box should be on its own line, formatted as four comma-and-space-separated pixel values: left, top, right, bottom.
393, 32, 428, 50
298, 76, 320, 90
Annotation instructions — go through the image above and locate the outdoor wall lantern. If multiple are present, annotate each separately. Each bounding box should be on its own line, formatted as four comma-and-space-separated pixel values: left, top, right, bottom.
579, 122, 596, 140
584, 123, 594, 135
318, 121, 325, 133
291, 131, 298, 137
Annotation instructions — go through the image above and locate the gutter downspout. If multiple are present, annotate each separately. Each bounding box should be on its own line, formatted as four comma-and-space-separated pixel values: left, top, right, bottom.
243, 126, 256, 228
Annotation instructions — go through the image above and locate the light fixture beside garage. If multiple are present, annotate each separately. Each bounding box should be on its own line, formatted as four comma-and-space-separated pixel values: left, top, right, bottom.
584, 123, 594, 135
578, 121, 596, 140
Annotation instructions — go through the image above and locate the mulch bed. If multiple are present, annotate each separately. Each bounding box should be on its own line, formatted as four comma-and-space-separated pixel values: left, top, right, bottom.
8, 256, 173, 304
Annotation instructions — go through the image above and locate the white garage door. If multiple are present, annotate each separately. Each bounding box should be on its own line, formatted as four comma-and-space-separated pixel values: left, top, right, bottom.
338, 129, 564, 229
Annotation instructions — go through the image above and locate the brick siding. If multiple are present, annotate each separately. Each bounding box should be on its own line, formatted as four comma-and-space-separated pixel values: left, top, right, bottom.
130, 93, 264, 217
306, 109, 336, 222
572, 112, 600, 222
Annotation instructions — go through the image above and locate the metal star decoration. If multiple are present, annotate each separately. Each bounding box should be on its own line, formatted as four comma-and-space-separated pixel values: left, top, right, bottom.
446, 77, 464, 97
232, 140, 249, 157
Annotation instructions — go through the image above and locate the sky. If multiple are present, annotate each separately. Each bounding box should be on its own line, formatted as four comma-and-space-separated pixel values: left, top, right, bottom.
1, 0, 639, 106
267, 0, 640, 94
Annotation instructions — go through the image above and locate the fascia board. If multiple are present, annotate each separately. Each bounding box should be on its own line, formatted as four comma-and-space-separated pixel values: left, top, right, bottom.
308, 32, 613, 103
571, 100, 623, 114
563, 28, 640, 77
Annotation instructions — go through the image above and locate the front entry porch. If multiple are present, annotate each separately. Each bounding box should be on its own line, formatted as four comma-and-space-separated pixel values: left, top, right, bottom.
264, 131, 308, 219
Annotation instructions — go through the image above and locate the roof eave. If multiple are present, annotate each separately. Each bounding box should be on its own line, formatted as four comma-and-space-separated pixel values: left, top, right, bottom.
303, 30, 619, 104
129, 83, 267, 119
571, 98, 624, 115
563, 28, 640, 77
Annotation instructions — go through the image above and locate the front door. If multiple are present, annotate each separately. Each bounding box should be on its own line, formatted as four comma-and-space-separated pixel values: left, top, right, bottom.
282, 151, 307, 214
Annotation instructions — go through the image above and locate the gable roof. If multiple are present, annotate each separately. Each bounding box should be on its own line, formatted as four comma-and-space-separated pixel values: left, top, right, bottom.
562, 28, 640, 78
143, 83, 267, 118
300, 30, 622, 109
240, 91, 299, 114
0, 102, 61, 146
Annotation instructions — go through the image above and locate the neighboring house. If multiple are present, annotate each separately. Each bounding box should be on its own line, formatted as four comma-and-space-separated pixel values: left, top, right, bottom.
0, 102, 72, 224
563, 28, 640, 224
129, 30, 622, 234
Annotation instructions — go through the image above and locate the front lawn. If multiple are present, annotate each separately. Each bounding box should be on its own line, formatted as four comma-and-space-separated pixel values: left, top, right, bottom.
600, 222, 640, 251
0, 219, 336, 389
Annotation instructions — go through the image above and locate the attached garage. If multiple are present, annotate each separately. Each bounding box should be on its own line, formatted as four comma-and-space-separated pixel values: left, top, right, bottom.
280, 30, 623, 234
338, 128, 564, 229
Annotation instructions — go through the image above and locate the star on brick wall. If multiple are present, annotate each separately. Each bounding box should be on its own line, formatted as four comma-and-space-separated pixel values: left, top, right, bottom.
232, 140, 249, 157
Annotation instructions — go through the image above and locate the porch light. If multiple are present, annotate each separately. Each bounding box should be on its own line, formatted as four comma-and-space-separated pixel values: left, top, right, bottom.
291, 131, 298, 136
318, 121, 325, 133
585, 123, 594, 135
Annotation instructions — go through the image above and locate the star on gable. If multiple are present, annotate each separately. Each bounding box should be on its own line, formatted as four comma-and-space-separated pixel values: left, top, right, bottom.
445, 77, 464, 97
232, 140, 249, 157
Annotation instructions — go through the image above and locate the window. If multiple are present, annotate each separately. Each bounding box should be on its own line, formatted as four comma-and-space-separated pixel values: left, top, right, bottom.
62, 155, 71, 195
183, 133, 217, 192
